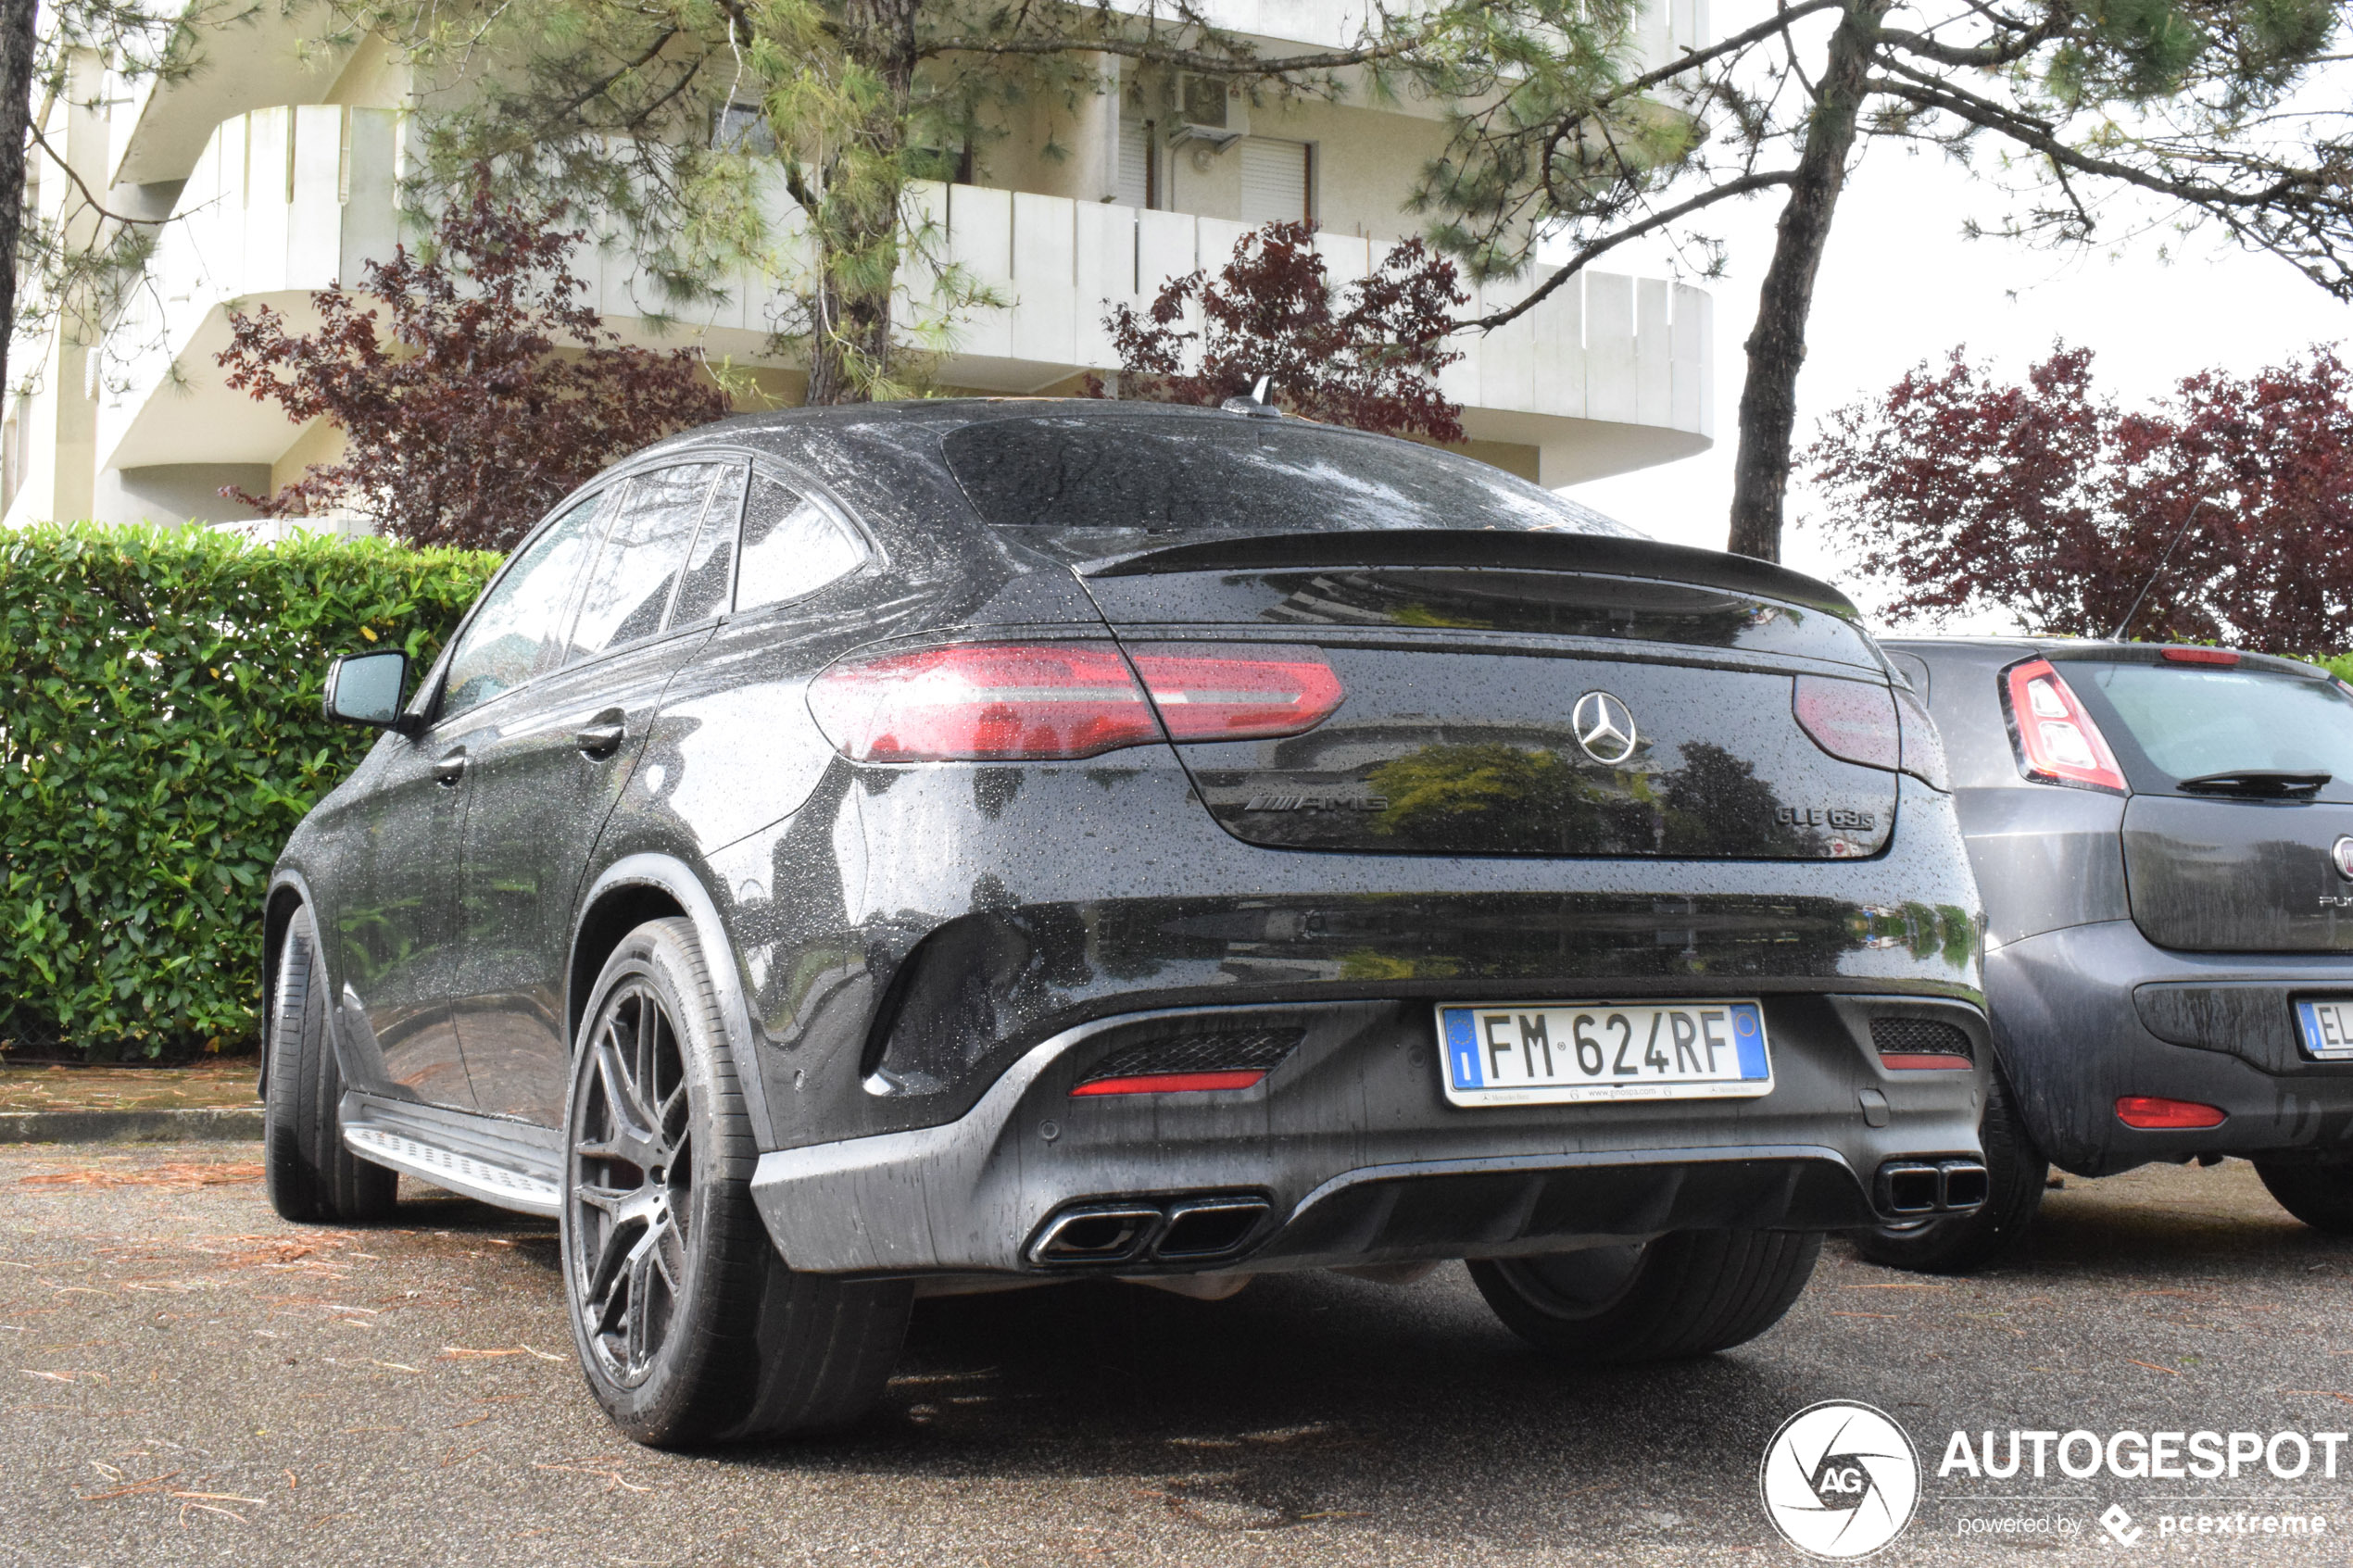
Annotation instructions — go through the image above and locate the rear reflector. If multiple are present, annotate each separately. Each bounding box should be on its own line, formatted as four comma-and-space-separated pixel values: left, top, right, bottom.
2161, 646, 2241, 666
1880, 1053, 1972, 1071
2004, 659, 2126, 793
810, 641, 1340, 761
1793, 675, 1901, 771
2114, 1095, 2227, 1129
1070, 1070, 1266, 1097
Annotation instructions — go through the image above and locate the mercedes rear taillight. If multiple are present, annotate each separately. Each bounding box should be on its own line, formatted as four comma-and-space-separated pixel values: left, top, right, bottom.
1125, 644, 1344, 743
809, 641, 1341, 762
1894, 684, 1950, 791
2002, 659, 2125, 793
1793, 675, 1901, 771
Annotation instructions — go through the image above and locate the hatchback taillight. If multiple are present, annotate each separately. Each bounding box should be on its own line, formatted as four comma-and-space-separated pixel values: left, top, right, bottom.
2003, 659, 2125, 793
1793, 675, 1901, 771
809, 641, 1341, 762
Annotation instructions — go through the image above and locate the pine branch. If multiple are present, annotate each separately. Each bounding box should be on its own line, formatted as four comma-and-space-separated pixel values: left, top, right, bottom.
1458, 169, 1799, 333
28, 122, 169, 226
915, 32, 1430, 76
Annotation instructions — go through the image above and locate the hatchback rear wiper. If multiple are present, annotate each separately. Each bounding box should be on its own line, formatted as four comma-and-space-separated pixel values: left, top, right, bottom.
2176, 769, 2331, 798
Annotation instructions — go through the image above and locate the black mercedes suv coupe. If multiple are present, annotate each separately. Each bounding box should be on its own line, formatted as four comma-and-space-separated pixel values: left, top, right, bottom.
263, 399, 1990, 1447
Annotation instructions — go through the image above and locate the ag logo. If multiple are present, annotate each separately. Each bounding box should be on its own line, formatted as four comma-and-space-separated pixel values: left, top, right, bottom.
1758, 1399, 1919, 1559
1572, 690, 1639, 765
2333, 834, 2353, 881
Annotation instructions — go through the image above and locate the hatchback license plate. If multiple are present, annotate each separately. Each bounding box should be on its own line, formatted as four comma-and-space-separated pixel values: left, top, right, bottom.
1437, 1001, 1773, 1107
2294, 997, 2353, 1060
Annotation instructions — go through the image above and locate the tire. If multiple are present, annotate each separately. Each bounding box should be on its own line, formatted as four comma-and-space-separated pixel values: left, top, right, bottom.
560, 917, 911, 1449
1850, 1071, 2046, 1275
263, 905, 398, 1223
2253, 1159, 2353, 1236
1468, 1229, 1822, 1363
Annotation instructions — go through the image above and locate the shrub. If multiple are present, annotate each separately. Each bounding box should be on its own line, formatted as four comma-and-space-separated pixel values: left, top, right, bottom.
1810, 344, 2353, 654
0, 523, 497, 1058
217, 174, 730, 552
1087, 220, 1468, 442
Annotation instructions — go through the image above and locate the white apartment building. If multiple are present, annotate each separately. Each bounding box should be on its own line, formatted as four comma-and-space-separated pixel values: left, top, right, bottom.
4, 2, 1716, 531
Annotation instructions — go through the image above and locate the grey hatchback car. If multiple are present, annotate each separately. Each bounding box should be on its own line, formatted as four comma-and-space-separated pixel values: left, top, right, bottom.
1859, 638, 2353, 1271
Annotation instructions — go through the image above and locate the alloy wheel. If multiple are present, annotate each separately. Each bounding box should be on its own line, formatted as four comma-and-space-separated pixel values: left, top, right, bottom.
568, 980, 694, 1386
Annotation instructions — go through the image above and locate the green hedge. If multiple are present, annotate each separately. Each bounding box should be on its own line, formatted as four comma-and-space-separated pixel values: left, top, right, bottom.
0, 523, 497, 1058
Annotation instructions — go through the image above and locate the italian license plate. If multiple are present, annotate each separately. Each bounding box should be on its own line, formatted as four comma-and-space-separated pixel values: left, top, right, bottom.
2294, 997, 2353, 1060
1437, 1000, 1773, 1107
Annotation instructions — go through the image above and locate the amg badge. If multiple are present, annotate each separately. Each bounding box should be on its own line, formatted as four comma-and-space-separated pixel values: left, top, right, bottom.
1243, 794, 1390, 813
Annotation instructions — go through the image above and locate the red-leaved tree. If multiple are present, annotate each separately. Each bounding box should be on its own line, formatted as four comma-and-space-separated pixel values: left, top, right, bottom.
1088, 220, 1468, 442
217, 176, 729, 551
1809, 345, 2353, 654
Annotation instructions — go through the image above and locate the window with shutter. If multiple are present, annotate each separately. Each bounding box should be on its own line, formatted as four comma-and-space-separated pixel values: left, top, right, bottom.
1238, 138, 1311, 224
1116, 111, 1151, 208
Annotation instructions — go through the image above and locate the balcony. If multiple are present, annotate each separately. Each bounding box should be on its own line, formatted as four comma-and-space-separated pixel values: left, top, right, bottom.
95, 105, 1709, 495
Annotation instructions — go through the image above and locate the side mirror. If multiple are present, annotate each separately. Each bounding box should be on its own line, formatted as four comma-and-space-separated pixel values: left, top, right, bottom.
323, 650, 414, 731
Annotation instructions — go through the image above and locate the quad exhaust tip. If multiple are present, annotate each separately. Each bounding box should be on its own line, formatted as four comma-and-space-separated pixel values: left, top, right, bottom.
1026, 1195, 1273, 1267
1875, 1159, 1990, 1218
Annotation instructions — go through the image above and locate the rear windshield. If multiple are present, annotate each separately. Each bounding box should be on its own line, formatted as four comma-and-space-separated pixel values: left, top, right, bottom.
941, 415, 1641, 538
2075, 663, 2353, 784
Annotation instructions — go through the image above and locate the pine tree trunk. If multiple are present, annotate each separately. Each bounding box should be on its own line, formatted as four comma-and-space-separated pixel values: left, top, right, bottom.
1725, 0, 1889, 562
0, 0, 40, 403
803, 0, 919, 406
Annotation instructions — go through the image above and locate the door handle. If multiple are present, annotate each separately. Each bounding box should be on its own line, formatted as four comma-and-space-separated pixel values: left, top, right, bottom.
433, 751, 468, 786
575, 719, 626, 759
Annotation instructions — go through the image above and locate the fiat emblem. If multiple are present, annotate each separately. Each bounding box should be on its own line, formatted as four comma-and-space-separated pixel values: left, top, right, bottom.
1572, 690, 1640, 765
2334, 835, 2353, 881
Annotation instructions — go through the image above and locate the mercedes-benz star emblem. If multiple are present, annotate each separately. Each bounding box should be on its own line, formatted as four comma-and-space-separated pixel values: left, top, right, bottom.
1572, 690, 1640, 765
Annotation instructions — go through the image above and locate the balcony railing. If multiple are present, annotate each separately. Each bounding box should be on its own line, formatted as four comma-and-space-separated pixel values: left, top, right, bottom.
96, 104, 1709, 476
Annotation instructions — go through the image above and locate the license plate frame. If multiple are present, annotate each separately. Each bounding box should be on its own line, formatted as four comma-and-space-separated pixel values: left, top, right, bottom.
2293, 997, 2353, 1061
1436, 1000, 1774, 1108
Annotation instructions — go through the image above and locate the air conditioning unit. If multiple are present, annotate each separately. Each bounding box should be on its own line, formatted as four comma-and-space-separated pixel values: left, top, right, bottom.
1169, 72, 1247, 149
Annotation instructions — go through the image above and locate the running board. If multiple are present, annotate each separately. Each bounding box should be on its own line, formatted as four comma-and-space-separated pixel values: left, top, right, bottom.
339, 1093, 563, 1217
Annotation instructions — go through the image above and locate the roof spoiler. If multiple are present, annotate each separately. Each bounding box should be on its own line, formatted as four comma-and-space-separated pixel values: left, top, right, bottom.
1074, 530, 1862, 621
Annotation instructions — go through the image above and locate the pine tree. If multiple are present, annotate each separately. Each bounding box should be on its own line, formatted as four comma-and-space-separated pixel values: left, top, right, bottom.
320, 0, 1628, 405
1416, 0, 2352, 560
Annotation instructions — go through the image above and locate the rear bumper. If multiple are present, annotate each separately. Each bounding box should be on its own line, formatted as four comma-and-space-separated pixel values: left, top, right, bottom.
1987, 922, 2353, 1173
749, 994, 1989, 1276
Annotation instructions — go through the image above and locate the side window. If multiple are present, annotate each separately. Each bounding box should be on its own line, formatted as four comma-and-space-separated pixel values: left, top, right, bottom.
667, 463, 749, 628
734, 470, 866, 613
440, 495, 606, 721
565, 464, 724, 662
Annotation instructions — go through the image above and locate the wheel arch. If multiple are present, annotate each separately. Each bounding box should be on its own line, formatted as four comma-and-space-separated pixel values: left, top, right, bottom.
258, 871, 321, 1101
569, 855, 774, 1147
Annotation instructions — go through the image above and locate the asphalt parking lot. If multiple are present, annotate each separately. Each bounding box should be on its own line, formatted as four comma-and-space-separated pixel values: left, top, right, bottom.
5, 1142, 2352, 1566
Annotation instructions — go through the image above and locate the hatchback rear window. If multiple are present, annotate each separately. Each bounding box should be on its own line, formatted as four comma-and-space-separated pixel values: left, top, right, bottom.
2073, 662, 2353, 784
941, 415, 1639, 538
